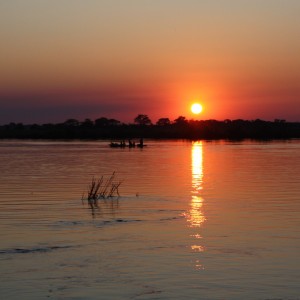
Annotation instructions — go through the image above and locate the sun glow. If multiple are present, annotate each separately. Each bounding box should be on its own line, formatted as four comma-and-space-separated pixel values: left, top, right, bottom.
191, 103, 203, 114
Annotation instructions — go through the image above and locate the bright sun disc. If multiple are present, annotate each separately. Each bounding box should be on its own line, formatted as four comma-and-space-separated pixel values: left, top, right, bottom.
191, 103, 203, 114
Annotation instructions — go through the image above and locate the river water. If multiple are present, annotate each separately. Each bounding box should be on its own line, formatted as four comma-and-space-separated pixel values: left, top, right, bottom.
0, 140, 299, 299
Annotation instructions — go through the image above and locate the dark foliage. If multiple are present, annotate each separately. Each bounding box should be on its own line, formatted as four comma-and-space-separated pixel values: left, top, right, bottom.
0, 116, 299, 140
134, 114, 152, 126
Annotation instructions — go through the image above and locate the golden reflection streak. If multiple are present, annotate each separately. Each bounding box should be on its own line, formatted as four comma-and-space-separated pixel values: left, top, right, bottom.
184, 141, 206, 269
186, 141, 206, 228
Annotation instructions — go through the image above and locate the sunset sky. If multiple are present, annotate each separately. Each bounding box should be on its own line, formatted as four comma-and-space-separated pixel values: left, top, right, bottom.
1, 0, 300, 124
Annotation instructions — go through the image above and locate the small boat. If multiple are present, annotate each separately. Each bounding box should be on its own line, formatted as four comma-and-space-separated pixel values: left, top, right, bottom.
109, 139, 147, 148
110, 142, 126, 148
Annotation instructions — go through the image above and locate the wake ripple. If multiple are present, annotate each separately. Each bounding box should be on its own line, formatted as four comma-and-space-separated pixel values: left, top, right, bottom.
0, 245, 73, 255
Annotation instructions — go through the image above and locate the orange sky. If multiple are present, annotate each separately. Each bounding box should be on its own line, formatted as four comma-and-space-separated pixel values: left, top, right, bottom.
0, 0, 300, 124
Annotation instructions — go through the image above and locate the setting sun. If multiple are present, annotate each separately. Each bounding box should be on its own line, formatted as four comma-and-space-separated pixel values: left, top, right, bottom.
191, 103, 203, 115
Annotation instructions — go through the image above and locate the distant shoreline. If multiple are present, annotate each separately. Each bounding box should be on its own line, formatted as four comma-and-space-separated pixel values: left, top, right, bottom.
1, 119, 300, 140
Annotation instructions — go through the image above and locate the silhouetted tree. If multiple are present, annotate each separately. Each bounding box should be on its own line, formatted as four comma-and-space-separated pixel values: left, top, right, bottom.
107, 118, 121, 126
81, 118, 94, 127
95, 117, 121, 127
7, 122, 17, 129
174, 116, 188, 125
156, 118, 171, 126
63, 119, 80, 126
95, 117, 110, 127
134, 114, 152, 126
274, 119, 286, 123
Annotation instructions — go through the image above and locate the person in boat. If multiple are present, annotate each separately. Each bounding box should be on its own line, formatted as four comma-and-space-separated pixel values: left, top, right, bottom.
128, 139, 135, 147
137, 138, 144, 148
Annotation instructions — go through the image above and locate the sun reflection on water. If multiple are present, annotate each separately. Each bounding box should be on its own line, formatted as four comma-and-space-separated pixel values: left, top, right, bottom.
186, 141, 206, 228
184, 141, 206, 268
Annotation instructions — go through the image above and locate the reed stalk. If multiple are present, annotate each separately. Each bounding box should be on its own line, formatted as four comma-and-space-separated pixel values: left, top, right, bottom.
83, 172, 122, 208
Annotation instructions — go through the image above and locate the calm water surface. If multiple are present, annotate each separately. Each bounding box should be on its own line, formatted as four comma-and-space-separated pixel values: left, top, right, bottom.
0, 140, 299, 299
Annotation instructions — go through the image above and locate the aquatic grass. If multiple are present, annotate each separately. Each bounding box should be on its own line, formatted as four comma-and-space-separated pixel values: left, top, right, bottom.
82, 172, 122, 208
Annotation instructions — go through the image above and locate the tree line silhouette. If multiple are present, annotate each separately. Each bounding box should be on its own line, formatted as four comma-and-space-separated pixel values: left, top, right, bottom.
0, 114, 299, 140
